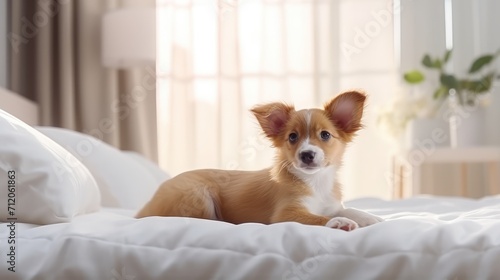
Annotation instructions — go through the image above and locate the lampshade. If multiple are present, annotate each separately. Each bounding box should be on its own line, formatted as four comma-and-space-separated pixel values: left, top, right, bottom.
102, 8, 156, 68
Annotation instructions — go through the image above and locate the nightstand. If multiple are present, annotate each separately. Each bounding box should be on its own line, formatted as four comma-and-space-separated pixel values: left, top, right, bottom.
392, 147, 500, 199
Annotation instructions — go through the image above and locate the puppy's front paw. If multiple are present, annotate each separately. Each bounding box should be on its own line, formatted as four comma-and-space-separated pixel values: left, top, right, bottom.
340, 208, 384, 228
355, 215, 383, 227
325, 217, 359, 231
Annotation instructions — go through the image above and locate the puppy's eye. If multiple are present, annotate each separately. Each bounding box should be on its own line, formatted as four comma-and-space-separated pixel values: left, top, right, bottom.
288, 132, 298, 143
320, 131, 331, 141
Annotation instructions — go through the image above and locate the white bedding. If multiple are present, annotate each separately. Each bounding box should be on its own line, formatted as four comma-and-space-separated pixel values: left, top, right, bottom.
0, 113, 498, 279
2, 195, 500, 279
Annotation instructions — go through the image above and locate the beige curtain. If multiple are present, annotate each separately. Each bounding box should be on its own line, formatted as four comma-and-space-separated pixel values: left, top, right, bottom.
8, 0, 158, 162
157, 0, 335, 173
157, 0, 398, 200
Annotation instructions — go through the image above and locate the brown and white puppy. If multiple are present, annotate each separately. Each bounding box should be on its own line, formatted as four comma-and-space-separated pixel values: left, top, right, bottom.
136, 91, 383, 230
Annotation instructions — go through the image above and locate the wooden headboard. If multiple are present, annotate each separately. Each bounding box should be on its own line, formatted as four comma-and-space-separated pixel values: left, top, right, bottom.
0, 87, 39, 125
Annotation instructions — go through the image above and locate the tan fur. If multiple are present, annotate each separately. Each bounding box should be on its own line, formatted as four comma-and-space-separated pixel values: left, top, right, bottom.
136, 91, 374, 228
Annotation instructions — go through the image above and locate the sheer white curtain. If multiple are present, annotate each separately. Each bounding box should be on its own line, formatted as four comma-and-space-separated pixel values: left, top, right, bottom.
157, 0, 398, 199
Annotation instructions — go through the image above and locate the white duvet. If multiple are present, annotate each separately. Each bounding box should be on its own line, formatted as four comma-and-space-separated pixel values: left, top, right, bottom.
1, 195, 500, 280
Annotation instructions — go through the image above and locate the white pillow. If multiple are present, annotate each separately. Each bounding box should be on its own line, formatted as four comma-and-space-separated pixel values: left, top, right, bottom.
0, 110, 100, 225
36, 127, 170, 210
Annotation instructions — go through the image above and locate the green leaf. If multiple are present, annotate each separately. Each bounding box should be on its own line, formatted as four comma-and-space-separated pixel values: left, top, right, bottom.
421, 54, 442, 69
478, 73, 494, 92
440, 73, 459, 90
433, 86, 448, 99
434, 59, 443, 69
469, 55, 494, 73
463, 73, 494, 93
403, 70, 425, 84
433, 59, 442, 69
422, 55, 433, 68
444, 49, 452, 63
459, 79, 472, 91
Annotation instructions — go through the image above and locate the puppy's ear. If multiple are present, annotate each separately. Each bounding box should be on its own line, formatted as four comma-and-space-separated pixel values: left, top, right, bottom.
251, 103, 295, 138
324, 91, 366, 134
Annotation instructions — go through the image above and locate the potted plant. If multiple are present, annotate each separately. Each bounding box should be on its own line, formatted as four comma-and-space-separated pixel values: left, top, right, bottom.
402, 49, 500, 147
403, 49, 500, 106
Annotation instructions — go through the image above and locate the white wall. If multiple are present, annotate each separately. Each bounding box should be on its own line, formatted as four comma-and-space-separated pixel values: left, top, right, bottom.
0, 0, 7, 88
452, 0, 500, 146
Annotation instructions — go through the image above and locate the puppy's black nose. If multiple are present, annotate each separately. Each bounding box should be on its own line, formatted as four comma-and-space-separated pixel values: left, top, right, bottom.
300, 150, 316, 165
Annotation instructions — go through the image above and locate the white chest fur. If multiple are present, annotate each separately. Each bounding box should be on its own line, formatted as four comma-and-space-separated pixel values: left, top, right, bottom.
291, 165, 342, 217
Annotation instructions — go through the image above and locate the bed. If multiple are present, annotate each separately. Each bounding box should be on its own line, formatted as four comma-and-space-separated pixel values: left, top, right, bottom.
1, 88, 500, 279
